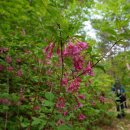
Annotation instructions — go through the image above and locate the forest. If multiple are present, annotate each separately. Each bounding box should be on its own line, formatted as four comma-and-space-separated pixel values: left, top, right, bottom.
0, 0, 130, 130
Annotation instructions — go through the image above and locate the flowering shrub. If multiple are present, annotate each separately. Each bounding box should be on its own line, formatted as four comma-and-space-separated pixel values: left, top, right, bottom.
0, 40, 112, 130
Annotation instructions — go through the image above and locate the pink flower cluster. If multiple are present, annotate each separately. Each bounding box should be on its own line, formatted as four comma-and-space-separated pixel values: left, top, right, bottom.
67, 77, 82, 93
7, 66, 14, 72
5, 56, 12, 63
63, 42, 88, 71
83, 61, 94, 76
62, 41, 94, 76
78, 94, 85, 100
16, 58, 21, 63
56, 97, 65, 109
62, 77, 68, 86
78, 113, 86, 121
16, 69, 23, 77
0, 98, 11, 105
63, 110, 68, 116
77, 102, 83, 108
63, 42, 88, 56
99, 96, 105, 103
74, 99, 83, 110
56, 47, 61, 56
0, 47, 9, 54
73, 55, 84, 71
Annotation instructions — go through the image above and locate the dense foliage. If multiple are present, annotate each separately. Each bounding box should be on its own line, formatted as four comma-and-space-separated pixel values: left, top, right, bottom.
0, 0, 130, 130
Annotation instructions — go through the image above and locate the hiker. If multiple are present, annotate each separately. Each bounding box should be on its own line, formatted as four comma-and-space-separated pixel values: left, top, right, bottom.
112, 79, 127, 118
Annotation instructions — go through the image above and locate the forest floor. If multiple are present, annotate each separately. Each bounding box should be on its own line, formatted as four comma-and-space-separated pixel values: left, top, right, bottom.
101, 99, 130, 130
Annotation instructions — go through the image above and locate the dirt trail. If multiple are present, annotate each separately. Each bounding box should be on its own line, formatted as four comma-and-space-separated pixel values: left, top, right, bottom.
101, 99, 130, 130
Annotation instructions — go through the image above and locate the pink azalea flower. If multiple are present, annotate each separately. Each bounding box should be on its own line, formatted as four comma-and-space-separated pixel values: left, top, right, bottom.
3, 48, 9, 52
0, 48, 9, 54
16, 58, 21, 63
56, 47, 61, 56
63, 41, 88, 59
44, 45, 50, 53
43, 42, 55, 59
85, 61, 91, 71
88, 70, 94, 76
16, 69, 23, 77
47, 50, 53, 58
5, 56, 12, 63
67, 78, 81, 93
46, 60, 51, 65
76, 77, 82, 82
7, 66, 14, 72
78, 94, 85, 100
62, 77, 68, 86
63, 42, 81, 56
73, 56, 84, 71
99, 96, 105, 103
68, 42, 74, 52
0, 98, 11, 105
83, 61, 94, 76
43, 42, 53, 53
72, 45, 81, 55
56, 97, 65, 109
63, 110, 68, 116
77, 42, 88, 50
63, 47, 69, 56
78, 113, 86, 121
33, 105, 40, 110
77, 102, 83, 108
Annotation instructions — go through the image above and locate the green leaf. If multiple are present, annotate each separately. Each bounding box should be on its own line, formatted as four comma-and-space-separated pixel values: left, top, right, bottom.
2, 105, 9, 111
44, 100, 54, 107
45, 92, 55, 101
87, 46, 92, 53
32, 117, 46, 126
75, 127, 86, 130
21, 121, 30, 128
57, 125, 72, 130
95, 65, 106, 73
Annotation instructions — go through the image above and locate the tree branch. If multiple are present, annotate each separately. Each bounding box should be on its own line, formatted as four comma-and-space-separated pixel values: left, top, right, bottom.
92, 39, 122, 67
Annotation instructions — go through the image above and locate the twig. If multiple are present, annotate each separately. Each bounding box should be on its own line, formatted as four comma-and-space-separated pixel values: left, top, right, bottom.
44, 106, 55, 129
4, 112, 8, 130
4, 75, 10, 130
57, 24, 64, 88
92, 39, 122, 67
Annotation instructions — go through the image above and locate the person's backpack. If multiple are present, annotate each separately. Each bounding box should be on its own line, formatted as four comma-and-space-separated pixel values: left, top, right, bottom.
114, 82, 122, 96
